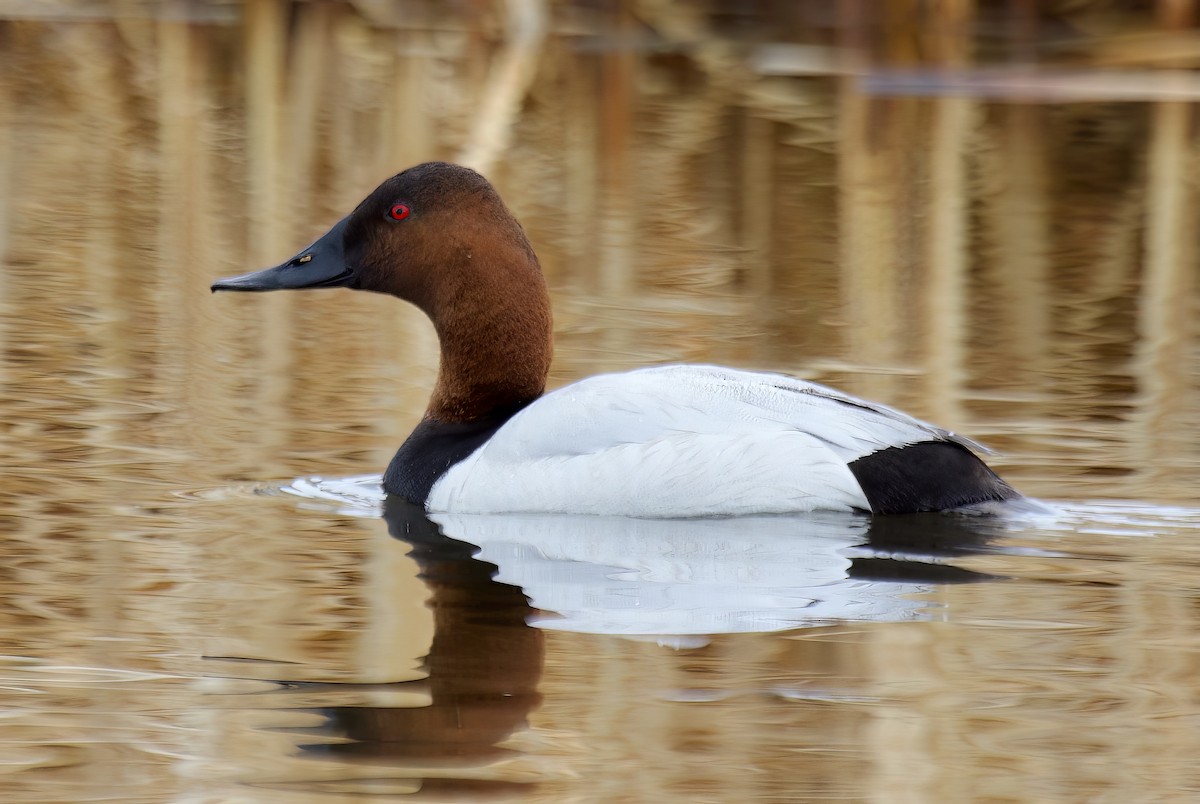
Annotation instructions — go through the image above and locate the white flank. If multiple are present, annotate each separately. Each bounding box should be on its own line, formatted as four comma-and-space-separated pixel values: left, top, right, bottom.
427, 365, 970, 516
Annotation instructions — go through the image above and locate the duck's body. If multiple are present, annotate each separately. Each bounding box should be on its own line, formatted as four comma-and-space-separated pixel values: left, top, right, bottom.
214, 162, 1020, 516
392, 365, 1014, 516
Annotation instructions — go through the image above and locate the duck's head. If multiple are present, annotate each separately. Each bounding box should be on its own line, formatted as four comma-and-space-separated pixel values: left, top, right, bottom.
212, 161, 542, 316
213, 162, 553, 422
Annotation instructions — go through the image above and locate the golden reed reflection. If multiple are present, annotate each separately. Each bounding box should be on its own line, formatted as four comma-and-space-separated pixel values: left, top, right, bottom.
1, 1, 1196, 504
1, 1, 1199, 802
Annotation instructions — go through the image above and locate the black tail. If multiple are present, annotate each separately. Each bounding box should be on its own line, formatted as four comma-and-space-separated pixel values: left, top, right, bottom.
848, 441, 1020, 514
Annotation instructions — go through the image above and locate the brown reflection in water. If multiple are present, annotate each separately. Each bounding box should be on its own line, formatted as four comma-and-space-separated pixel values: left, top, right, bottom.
312, 499, 543, 770
196, 499, 550, 798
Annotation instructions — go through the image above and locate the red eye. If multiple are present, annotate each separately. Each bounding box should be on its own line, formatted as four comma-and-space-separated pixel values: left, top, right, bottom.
388, 203, 411, 221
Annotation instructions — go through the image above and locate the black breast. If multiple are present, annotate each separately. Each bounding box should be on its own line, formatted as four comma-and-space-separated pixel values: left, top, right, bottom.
383, 406, 527, 504
847, 441, 1020, 514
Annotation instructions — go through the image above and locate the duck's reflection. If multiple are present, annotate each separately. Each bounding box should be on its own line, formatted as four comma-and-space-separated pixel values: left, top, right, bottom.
428, 507, 1009, 636
315, 499, 541, 769
312, 498, 1012, 772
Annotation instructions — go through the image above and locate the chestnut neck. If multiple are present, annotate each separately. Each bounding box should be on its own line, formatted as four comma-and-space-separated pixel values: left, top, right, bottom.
418, 249, 553, 424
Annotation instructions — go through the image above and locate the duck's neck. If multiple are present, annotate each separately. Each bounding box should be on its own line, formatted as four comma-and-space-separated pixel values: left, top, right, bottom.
423, 256, 553, 424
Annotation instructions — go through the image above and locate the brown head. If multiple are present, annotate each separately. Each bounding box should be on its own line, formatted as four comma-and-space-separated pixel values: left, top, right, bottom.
212, 162, 553, 422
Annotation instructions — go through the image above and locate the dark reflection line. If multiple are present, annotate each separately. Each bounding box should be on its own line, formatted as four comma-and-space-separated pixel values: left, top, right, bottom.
244, 777, 537, 798
200, 655, 305, 664
847, 513, 1010, 584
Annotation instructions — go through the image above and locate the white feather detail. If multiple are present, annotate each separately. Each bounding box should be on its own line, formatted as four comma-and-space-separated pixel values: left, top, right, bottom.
431, 428, 869, 516
426, 364, 973, 516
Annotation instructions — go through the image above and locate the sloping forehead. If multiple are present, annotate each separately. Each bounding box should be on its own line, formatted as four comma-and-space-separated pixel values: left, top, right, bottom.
372, 162, 497, 207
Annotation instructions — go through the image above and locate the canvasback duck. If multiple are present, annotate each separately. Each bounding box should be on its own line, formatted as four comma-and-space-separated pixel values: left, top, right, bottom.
213, 162, 1020, 516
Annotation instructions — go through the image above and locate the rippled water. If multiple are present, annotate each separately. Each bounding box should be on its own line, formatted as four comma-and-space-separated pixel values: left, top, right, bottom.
7, 481, 1200, 801
4, 3, 1200, 802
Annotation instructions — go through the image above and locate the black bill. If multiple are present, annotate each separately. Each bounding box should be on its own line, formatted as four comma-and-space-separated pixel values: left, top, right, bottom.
211, 216, 354, 292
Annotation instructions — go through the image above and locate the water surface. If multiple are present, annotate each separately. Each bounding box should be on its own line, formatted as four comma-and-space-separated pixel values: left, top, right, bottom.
3, 3, 1200, 801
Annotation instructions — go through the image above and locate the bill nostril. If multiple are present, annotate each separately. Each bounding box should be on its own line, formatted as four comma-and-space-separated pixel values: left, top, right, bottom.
292, 254, 313, 266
